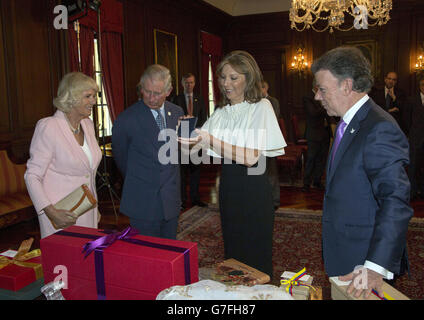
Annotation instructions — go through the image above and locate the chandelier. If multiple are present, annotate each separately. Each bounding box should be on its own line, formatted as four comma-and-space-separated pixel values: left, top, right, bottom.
289, 0, 393, 33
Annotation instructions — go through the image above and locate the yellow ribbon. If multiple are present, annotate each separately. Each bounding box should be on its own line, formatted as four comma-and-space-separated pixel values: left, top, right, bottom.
383, 292, 394, 300
0, 238, 43, 281
280, 268, 316, 295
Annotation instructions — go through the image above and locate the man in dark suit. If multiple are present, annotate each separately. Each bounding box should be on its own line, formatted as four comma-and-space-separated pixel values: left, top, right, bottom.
172, 73, 207, 208
261, 81, 280, 118
261, 80, 281, 210
369, 71, 407, 133
406, 76, 424, 200
302, 85, 332, 191
112, 64, 184, 239
312, 47, 413, 298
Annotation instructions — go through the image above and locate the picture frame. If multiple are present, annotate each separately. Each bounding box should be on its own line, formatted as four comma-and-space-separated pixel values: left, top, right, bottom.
154, 29, 179, 95
342, 39, 380, 79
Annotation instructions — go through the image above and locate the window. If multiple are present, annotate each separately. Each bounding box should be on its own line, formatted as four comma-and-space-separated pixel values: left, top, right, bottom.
91, 38, 112, 137
208, 57, 215, 116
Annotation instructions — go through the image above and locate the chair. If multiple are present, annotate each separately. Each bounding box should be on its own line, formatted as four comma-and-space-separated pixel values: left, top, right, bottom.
291, 114, 308, 146
0, 149, 35, 229
276, 118, 304, 184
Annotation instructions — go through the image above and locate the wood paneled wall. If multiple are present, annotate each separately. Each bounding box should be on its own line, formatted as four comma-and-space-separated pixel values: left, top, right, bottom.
0, 0, 66, 160
122, 0, 231, 106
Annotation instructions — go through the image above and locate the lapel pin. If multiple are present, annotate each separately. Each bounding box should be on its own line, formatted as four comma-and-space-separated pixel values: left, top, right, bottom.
350, 128, 355, 134
168, 112, 171, 116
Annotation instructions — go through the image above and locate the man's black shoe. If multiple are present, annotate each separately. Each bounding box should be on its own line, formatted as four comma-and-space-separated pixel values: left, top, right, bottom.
192, 200, 208, 207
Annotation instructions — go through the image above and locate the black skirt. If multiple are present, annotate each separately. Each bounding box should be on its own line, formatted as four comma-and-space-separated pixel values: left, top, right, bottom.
218, 159, 274, 277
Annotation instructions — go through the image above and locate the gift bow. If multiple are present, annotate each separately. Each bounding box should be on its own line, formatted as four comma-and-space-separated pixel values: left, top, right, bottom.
0, 238, 43, 280
82, 226, 139, 258
280, 268, 316, 295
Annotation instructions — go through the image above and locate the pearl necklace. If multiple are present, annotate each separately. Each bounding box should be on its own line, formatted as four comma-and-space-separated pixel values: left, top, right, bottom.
65, 115, 81, 135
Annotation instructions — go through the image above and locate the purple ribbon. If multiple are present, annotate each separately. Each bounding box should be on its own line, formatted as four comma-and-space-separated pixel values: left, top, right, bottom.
82, 226, 139, 258
57, 227, 192, 300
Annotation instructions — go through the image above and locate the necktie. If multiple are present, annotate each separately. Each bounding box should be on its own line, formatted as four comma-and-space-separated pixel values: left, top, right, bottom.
330, 120, 347, 166
385, 92, 392, 109
155, 110, 165, 131
187, 95, 193, 116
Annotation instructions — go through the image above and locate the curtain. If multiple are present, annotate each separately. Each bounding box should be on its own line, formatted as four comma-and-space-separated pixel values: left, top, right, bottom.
101, 32, 124, 121
200, 31, 223, 116
67, 0, 124, 121
68, 24, 94, 77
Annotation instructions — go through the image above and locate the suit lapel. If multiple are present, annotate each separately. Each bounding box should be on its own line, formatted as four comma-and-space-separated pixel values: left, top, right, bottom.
164, 101, 177, 131
54, 110, 91, 170
326, 100, 371, 186
136, 101, 161, 148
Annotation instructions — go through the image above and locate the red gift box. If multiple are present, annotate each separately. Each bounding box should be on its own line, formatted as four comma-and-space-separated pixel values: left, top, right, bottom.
0, 238, 43, 291
40, 226, 198, 300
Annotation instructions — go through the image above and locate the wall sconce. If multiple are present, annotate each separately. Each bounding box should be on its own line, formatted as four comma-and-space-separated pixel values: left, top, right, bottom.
291, 47, 309, 75
415, 54, 424, 71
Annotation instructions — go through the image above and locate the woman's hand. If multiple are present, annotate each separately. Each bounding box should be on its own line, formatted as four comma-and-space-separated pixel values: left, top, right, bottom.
44, 205, 77, 229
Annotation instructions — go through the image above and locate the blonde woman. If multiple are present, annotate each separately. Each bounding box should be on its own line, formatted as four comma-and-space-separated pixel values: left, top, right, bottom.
25, 72, 102, 238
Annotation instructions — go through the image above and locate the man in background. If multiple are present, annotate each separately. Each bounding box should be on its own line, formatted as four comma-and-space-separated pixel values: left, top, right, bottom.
406, 76, 424, 200
261, 80, 281, 210
302, 83, 332, 191
370, 71, 407, 133
172, 73, 207, 208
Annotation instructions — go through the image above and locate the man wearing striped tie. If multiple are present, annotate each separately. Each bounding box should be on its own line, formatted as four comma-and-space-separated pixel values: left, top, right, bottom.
112, 64, 184, 239
312, 47, 413, 299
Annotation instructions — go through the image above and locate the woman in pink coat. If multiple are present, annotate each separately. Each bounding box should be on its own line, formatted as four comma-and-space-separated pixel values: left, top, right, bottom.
25, 72, 102, 238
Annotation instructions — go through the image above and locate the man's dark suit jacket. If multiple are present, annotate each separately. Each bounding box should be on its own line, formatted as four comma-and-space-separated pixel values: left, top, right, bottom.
323, 97, 413, 277
407, 93, 424, 148
172, 93, 206, 127
369, 86, 407, 133
112, 100, 184, 221
303, 92, 332, 141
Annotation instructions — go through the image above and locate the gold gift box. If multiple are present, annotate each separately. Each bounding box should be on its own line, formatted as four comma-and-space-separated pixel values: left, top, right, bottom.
281, 270, 314, 300
329, 277, 410, 300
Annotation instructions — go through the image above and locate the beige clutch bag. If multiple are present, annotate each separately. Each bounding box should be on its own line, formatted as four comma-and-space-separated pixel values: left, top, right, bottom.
54, 184, 97, 217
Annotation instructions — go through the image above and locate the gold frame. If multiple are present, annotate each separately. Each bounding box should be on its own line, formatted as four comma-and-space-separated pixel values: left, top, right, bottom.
343, 39, 380, 79
154, 29, 179, 95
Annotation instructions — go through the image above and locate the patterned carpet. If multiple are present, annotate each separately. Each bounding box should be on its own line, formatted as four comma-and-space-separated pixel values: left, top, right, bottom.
177, 204, 424, 300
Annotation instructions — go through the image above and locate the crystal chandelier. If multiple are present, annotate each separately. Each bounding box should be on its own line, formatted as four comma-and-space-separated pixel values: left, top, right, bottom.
289, 0, 393, 33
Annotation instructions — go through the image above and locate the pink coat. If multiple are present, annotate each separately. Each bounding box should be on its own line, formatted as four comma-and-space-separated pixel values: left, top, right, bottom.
25, 110, 102, 238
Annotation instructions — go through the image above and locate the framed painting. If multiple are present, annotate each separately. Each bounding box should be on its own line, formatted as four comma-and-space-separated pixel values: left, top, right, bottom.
343, 39, 380, 79
154, 29, 179, 95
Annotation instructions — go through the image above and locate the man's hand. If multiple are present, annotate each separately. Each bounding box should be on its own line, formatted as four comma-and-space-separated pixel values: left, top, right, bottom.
387, 87, 396, 101
339, 267, 384, 299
